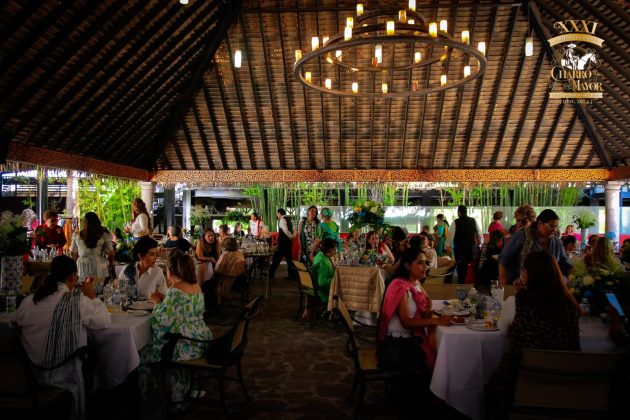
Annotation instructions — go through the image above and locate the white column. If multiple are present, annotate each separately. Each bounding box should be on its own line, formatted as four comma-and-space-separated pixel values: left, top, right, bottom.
139, 181, 155, 228
182, 189, 192, 231
604, 181, 623, 245
65, 171, 79, 218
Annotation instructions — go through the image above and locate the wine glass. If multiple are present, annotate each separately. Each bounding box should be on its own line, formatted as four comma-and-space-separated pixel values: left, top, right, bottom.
455, 286, 469, 304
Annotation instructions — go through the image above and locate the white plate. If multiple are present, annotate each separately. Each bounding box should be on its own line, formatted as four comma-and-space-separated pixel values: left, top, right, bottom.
128, 301, 154, 311
127, 309, 150, 316
465, 320, 499, 331
434, 308, 472, 317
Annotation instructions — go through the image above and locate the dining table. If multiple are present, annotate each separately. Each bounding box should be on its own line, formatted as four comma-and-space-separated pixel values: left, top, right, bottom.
242, 250, 273, 300
429, 309, 620, 420
0, 309, 152, 390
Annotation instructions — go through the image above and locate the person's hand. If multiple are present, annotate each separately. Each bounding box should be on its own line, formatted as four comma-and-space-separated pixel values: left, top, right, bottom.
148, 292, 164, 304
81, 278, 97, 300
434, 316, 455, 326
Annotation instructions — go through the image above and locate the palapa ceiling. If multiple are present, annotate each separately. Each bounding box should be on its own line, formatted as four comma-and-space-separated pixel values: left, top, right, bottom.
1, 0, 629, 177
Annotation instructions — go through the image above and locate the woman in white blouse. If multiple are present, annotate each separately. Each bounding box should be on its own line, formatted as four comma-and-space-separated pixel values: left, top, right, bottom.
124, 198, 151, 238
248, 212, 266, 238
70, 212, 114, 281
118, 236, 167, 302
13, 255, 111, 420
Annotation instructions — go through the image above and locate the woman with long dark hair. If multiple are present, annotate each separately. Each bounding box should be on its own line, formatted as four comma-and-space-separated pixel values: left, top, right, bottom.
125, 198, 151, 238
13, 255, 110, 420
70, 212, 114, 280
489, 251, 581, 417
196, 227, 220, 264
118, 236, 167, 302
364, 230, 395, 265
297, 205, 320, 264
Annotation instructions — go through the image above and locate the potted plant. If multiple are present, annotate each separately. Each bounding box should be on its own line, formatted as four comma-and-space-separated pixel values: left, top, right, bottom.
0, 211, 30, 290
572, 209, 597, 250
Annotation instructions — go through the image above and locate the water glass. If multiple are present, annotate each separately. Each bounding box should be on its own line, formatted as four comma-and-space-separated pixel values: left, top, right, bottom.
455, 286, 469, 303
491, 281, 504, 302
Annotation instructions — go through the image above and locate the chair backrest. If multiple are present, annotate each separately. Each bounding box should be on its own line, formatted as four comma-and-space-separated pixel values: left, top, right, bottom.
293, 261, 308, 272
332, 296, 361, 370
512, 348, 622, 413
298, 270, 314, 289
243, 295, 263, 319
422, 283, 472, 300
425, 262, 456, 285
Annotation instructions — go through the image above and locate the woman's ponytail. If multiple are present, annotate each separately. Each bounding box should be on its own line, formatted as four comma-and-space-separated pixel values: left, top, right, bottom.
33, 255, 77, 304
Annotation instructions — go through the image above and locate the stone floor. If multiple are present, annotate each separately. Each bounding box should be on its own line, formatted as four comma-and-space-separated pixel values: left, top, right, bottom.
92, 263, 470, 420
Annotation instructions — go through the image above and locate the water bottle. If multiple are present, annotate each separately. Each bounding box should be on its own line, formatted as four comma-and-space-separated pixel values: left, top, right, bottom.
580, 298, 590, 321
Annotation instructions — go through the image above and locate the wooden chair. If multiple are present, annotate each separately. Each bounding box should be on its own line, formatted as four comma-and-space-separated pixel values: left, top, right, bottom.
509, 348, 623, 419
425, 260, 456, 284
332, 295, 420, 419
422, 283, 473, 301
160, 296, 262, 417
0, 333, 82, 418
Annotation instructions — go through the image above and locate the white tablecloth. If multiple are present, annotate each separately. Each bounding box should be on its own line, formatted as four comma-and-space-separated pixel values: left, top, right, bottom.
429, 318, 619, 420
90, 312, 152, 389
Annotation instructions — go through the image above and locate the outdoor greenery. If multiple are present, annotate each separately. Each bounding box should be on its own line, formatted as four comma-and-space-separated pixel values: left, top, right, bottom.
572, 209, 597, 229
78, 177, 140, 231
0, 211, 29, 256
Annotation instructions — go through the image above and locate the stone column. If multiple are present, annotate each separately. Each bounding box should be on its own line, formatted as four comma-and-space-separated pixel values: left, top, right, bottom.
605, 181, 623, 246
182, 189, 192, 231
139, 181, 155, 230
37, 171, 48, 222
163, 187, 175, 230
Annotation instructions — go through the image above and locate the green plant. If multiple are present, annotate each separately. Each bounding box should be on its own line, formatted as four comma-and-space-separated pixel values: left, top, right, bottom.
572, 209, 597, 229
190, 208, 213, 228
78, 177, 139, 231
0, 211, 30, 256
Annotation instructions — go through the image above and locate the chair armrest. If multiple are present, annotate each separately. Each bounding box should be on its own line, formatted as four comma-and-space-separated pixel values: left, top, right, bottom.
27, 346, 88, 371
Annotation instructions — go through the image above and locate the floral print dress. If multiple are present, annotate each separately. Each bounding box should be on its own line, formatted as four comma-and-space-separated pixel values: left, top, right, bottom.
139, 287, 212, 402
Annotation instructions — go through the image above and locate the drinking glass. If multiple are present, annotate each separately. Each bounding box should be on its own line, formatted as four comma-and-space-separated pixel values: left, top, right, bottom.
455, 286, 469, 303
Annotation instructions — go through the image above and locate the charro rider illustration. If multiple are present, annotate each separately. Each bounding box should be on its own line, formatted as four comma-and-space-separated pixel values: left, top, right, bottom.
561, 44, 598, 71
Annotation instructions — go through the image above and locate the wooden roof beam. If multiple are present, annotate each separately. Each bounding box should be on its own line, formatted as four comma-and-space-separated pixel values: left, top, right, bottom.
201, 76, 228, 169
191, 99, 214, 170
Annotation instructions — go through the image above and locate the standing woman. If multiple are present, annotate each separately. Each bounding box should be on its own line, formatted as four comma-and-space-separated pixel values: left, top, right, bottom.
297, 205, 319, 264
70, 212, 114, 281
118, 236, 167, 302
13, 256, 110, 420
315, 207, 342, 255
433, 214, 449, 257
125, 198, 152, 238
248, 212, 266, 238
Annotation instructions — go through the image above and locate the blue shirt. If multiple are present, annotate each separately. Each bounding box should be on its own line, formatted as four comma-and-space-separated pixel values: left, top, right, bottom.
499, 228, 572, 284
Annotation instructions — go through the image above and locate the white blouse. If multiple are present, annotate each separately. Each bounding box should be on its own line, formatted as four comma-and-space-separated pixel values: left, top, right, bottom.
118, 263, 167, 300
387, 289, 420, 338
248, 220, 266, 237
130, 213, 150, 237
12, 284, 111, 365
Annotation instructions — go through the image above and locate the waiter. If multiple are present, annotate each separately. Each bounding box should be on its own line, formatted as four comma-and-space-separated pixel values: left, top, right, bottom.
269, 208, 298, 281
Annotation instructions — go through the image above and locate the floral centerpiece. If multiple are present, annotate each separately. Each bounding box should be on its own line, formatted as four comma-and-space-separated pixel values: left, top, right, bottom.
348, 200, 387, 231
567, 256, 630, 316
114, 240, 134, 263
572, 209, 597, 249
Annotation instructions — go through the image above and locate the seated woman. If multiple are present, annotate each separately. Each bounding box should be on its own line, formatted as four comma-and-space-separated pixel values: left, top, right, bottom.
562, 234, 578, 257
70, 212, 114, 281
477, 230, 505, 289
33, 209, 67, 249
218, 224, 231, 246
344, 225, 363, 254
488, 251, 581, 418
233, 222, 245, 238
311, 238, 337, 303
196, 228, 220, 265
140, 251, 212, 405
584, 236, 622, 273
118, 236, 167, 302
12, 255, 110, 420
364, 231, 395, 265
213, 238, 247, 303
163, 225, 192, 254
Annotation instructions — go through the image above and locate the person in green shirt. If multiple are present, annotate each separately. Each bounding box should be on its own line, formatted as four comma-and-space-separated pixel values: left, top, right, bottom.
311, 238, 338, 304
314, 207, 342, 256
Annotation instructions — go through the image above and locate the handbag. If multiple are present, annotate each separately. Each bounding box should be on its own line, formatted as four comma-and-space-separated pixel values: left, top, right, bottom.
464, 261, 477, 284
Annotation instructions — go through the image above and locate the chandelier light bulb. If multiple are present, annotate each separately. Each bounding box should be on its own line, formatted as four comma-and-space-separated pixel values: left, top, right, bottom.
440, 20, 448, 32
352, 82, 359, 93
429, 22, 438, 37
408, 19, 415, 25
356, 3, 363, 16
386, 21, 395, 36
382, 83, 388, 94
412, 80, 419, 91
305, 71, 312, 83
234, 50, 242, 68
311, 36, 319, 50
399, 10, 407, 23
461, 30, 470, 45
440, 74, 447, 86
464, 65, 471, 77
525, 36, 533, 57
295, 49, 302, 62
346, 17, 354, 28
409, 0, 416, 12
325, 78, 332, 89
179, 0, 188, 4
375, 44, 383, 63
322, 35, 329, 46
478, 41, 486, 56
344, 26, 352, 41
335, 50, 343, 61
414, 52, 422, 63
326, 55, 334, 64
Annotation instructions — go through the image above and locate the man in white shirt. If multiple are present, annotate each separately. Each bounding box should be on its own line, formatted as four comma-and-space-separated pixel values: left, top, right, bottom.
268, 208, 298, 280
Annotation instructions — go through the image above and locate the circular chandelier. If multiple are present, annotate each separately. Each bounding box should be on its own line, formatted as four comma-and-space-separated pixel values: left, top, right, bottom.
293, 1, 487, 98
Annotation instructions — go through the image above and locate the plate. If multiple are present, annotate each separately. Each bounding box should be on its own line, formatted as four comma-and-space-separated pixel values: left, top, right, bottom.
127, 309, 150, 316
465, 320, 499, 331
434, 308, 471, 317
128, 301, 154, 311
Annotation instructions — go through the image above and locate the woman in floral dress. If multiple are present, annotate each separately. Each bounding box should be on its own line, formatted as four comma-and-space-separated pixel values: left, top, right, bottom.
70, 212, 113, 281
140, 251, 212, 404
297, 205, 319, 264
